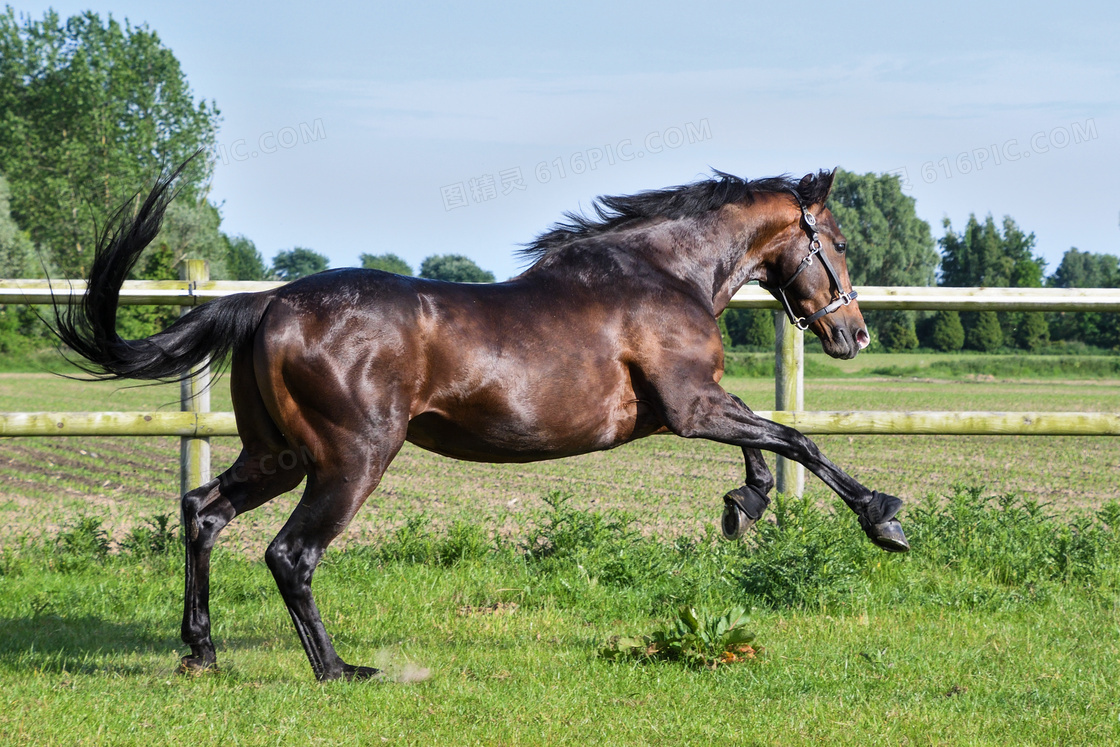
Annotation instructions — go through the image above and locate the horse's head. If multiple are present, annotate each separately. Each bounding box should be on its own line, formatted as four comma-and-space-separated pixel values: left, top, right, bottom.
761, 171, 869, 360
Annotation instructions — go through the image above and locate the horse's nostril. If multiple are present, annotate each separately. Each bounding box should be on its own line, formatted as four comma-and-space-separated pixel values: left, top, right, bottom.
856, 328, 870, 349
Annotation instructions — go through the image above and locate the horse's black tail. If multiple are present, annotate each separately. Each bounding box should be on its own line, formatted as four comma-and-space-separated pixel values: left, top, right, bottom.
52, 159, 272, 382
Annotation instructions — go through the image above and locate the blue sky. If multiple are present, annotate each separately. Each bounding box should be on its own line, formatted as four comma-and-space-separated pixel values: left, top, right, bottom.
13, 1, 1120, 280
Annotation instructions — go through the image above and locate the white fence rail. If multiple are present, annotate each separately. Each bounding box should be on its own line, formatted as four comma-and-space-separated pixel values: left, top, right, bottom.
1, 269, 1118, 497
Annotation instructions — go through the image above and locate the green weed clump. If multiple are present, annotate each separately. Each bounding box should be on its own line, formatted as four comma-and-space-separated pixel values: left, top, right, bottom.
600, 606, 760, 668
120, 514, 178, 558
52, 516, 112, 572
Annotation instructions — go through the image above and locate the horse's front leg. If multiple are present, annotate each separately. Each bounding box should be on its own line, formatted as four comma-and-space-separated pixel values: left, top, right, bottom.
666, 385, 909, 552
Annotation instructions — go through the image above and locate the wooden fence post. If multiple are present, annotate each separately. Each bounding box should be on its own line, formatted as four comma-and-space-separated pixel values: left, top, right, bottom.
774, 311, 805, 497
178, 260, 210, 496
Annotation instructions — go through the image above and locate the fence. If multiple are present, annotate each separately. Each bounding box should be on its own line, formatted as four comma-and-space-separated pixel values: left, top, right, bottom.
1, 264, 1118, 497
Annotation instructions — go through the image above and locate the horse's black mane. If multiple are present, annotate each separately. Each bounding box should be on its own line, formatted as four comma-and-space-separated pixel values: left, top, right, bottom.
520, 170, 834, 263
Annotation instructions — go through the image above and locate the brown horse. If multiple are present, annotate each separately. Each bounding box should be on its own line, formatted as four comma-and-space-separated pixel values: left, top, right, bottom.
55, 165, 908, 681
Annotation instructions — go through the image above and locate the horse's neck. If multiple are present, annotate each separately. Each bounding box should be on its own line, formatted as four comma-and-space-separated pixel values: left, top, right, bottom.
643, 207, 782, 316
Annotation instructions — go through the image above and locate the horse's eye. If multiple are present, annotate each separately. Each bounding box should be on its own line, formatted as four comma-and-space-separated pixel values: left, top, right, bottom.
835, 242, 847, 254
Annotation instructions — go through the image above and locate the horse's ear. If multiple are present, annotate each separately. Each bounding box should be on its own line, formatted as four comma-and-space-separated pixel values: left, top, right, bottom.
798, 169, 836, 206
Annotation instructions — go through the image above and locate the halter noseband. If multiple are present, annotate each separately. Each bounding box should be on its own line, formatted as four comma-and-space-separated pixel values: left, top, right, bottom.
758, 195, 858, 331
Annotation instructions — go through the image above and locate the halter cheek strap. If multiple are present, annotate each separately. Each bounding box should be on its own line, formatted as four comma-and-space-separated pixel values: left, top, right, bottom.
758, 195, 858, 331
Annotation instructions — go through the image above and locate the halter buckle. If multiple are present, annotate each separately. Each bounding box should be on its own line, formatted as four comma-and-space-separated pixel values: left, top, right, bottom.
794, 316, 810, 331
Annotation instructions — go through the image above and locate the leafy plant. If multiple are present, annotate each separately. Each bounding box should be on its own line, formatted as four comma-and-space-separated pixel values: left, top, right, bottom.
53, 516, 111, 571
122, 514, 178, 558
600, 606, 761, 668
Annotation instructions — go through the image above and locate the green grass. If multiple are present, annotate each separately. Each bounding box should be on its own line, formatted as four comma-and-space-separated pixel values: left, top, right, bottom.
2, 491, 1119, 744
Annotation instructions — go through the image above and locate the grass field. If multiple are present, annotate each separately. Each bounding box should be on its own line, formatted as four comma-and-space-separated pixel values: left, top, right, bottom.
2, 358, 1119, 744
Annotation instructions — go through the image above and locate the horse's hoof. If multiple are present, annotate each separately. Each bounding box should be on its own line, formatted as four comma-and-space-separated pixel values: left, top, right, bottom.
178, 654, 218, 675
721, 502, 754, 540
721, 486, 769, 541
862, 519, 910, 553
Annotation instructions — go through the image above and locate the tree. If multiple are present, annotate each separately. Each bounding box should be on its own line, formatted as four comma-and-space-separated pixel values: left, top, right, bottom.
940, 215, 1046, 288
828, 169, 939, 287
0, 174, 33, 278
1047, 247, 1119, 349
419, 254, 495, 283
0, 173, 41, 354
939, 215, 1049, 350
928, 310, 965, 352
723, 307, 774, 348
272, 248, 329, 281
0, 9, 219, 276
226, 235, 269, 281
360, 252, 412, 276
965, 310, 1003, 352
877, 310, 919, 351
1048, 247, 1119, 289
150, 199, 229, 279
1012, 311, 1050, 352
828, 169, 938, 350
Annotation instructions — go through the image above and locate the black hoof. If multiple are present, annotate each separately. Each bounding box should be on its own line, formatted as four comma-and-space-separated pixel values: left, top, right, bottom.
861, 518, 910, 553
721, 502, 753, 540
178, 654, 218, 675
721, 486, 770, 541
859, 490, 909, 552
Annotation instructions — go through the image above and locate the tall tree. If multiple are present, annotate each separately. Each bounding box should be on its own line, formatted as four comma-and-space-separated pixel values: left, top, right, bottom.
723, 302, 775, 349
0, 172, 41, 354
360, 252, 412, 276
272, 247, 329, 281
828, 169, 939, 287
0, 9, 219, 276
939, 214, 1048, 351
827, 169, 938, 351
0, 174, 33, 278
1047, 247, 1119, 350
225, 235, 269, 281
419, 254, 495, 283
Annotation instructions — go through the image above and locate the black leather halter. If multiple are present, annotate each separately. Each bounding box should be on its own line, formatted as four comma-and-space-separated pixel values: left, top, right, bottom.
759, 196, 858, 331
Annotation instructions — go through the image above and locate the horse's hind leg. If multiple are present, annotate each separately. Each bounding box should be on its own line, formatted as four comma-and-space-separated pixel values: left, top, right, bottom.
720, 396, 775, 539
180, 447, 304, 672
179, 347, 305, 673
264, 426, 406, 682
721, 447, 774, 539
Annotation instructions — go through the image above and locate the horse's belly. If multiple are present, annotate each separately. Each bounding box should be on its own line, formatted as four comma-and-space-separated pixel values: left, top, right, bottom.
404, 406, 661, 464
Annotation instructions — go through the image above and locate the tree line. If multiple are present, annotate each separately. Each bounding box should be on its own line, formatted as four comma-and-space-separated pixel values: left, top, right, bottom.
0, 10, 1116, 357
